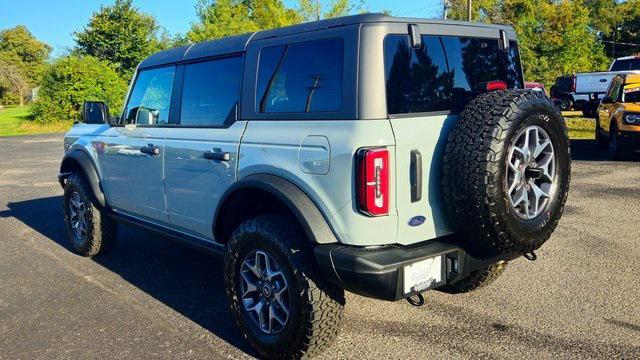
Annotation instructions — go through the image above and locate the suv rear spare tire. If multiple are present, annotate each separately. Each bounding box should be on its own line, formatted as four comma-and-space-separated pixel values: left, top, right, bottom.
442, 89, 571, 257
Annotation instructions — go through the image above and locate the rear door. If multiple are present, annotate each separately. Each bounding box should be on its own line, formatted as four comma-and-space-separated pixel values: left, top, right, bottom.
163, 55, 246, 241
383, 28, 524, 243
102, 66, 176, 224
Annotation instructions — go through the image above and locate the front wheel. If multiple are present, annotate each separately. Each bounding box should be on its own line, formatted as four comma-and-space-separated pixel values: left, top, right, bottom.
224, 215, 345, 359
595, 117, 608, 149
609, 125, 626, 161
63, 172, 117, 257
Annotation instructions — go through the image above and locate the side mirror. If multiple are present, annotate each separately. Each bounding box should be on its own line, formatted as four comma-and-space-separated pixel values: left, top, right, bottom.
134, 107, 159, 125
601, 97, 613, 104
81, 101, 109, 124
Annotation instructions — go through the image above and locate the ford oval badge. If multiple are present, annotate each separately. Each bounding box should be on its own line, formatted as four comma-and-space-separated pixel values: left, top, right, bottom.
408, 216, 426, 227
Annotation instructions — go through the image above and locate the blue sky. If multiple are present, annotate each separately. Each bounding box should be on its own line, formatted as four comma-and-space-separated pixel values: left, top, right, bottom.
0, 0, 442, 57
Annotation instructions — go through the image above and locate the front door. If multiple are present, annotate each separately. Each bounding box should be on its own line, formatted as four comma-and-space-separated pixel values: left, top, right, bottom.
163, 56, 245, 240
102, 65, 177, 224
599, 77, 623, 134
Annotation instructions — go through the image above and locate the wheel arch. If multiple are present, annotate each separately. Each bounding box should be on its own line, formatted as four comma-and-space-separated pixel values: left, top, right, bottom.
213, 174, 338, 245
60, 150, 106, 208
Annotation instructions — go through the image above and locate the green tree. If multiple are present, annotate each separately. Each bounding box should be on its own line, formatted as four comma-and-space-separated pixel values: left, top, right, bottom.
298, 0, 364, 21
74, 0, 169, 76
0, 55, 29, 106
31, 55, 127, 124
187, 0, 301, 42
187, 0, 366, 42
601, 0, 640, 58
448, 0, 607, 86
0, 26, 52, 84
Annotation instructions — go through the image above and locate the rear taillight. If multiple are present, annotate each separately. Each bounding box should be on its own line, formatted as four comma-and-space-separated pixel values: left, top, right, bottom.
571, 76, 576, 93
486, 80, 508, 91
356, 148, 389, 216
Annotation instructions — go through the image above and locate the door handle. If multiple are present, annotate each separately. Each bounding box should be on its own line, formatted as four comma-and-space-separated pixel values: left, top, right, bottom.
140, 144, 160, 156
410, 150, 422, 203
203, 151, 230, 161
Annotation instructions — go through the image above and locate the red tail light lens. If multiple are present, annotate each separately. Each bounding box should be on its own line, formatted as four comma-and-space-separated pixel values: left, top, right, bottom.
571, 76, 576, 93
486, 80, 508, 91
357, 148, 389, 216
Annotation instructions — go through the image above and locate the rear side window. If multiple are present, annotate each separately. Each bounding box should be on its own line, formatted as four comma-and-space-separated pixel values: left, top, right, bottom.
257, 38, 344, 113
384, 35, 524, 115
124, 66, 175, 125
610, 59, 640, 71
180, 56, 242, 127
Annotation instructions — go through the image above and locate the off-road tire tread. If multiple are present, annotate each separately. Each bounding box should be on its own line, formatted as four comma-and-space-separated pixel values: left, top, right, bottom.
442, 89, 571, 256
224, 214, 345, 359
438, 261, 508, 294
63, 172, 117, 257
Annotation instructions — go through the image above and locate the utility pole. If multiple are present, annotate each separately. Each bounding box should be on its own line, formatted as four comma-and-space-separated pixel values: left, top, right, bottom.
443, 0, 450, 20
467, 0, 472, 21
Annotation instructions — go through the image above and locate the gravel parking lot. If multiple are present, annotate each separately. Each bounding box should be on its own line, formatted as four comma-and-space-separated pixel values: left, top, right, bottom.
0, 134, 639, 359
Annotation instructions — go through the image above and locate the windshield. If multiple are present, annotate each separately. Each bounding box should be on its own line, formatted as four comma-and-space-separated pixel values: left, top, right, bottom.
610, 58, 640, 71
384, 35, 523, 115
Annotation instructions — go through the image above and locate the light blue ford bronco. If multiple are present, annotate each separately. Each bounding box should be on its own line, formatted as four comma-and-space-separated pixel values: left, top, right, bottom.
59, 14, 570, 359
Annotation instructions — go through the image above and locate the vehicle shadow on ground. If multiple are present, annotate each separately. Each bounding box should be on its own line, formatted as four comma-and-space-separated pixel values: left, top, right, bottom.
0, 195, 256, 357
571, 139, 609, 161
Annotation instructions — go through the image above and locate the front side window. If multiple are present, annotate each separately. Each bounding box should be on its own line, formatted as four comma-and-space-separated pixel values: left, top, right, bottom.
180, 56, 243, 127
257, 38, 344, 113
384, 35, 524, 115
124, 66, 175, 125
609, 79, 623, 102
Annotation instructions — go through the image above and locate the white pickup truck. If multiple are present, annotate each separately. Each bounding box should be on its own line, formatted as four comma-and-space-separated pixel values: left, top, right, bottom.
575, 55, 640, 117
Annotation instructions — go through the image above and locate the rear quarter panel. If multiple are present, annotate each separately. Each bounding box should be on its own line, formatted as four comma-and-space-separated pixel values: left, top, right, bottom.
238, 120, 398, 246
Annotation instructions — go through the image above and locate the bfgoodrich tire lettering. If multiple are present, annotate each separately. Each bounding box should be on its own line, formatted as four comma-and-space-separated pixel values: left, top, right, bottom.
442, 90, 571, 257
63, 172, 117, 256
224, 215, 345, 359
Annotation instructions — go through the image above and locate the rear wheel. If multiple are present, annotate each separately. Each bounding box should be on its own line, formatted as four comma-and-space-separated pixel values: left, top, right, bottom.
63, 173, 117, 257
558, 95, 573, 111
438, 261, 507, 294
224, 215, 345, 359
442, 90, 571, 257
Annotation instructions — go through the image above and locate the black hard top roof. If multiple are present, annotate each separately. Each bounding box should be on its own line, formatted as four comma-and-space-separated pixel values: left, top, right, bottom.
138, 13, 514, 69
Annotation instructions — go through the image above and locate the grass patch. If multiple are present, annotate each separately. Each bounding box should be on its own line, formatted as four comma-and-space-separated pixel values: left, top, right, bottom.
0, 105, 71, 137
563, 111, 595, 140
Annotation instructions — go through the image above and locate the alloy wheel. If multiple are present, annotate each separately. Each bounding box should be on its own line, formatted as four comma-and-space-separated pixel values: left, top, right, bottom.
239, 250, 290, 334
505, 125, 557, 220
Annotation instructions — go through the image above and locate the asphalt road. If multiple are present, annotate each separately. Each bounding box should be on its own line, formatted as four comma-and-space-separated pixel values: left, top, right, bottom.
0, 134, 639, 359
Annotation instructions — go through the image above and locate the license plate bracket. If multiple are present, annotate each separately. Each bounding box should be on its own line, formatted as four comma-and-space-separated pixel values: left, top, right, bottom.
403, 255, 446, 294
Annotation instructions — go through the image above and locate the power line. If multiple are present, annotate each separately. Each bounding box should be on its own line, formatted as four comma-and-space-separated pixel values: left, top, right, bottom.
601, 40, 640, 47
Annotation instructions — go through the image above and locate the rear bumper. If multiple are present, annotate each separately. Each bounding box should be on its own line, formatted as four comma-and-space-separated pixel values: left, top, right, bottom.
315, 238, 519, 301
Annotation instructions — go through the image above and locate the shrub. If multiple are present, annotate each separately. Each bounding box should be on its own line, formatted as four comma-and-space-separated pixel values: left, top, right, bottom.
31, 55, 127, 124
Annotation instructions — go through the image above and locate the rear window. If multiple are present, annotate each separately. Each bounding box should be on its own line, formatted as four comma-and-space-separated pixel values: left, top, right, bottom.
384, 35, 523, 115
256, 38, 344, 113
610, 58, 640, 71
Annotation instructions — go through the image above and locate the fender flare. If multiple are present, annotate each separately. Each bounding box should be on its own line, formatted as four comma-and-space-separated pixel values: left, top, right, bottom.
60, 150, 106, 208
214, 174, 338, 244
